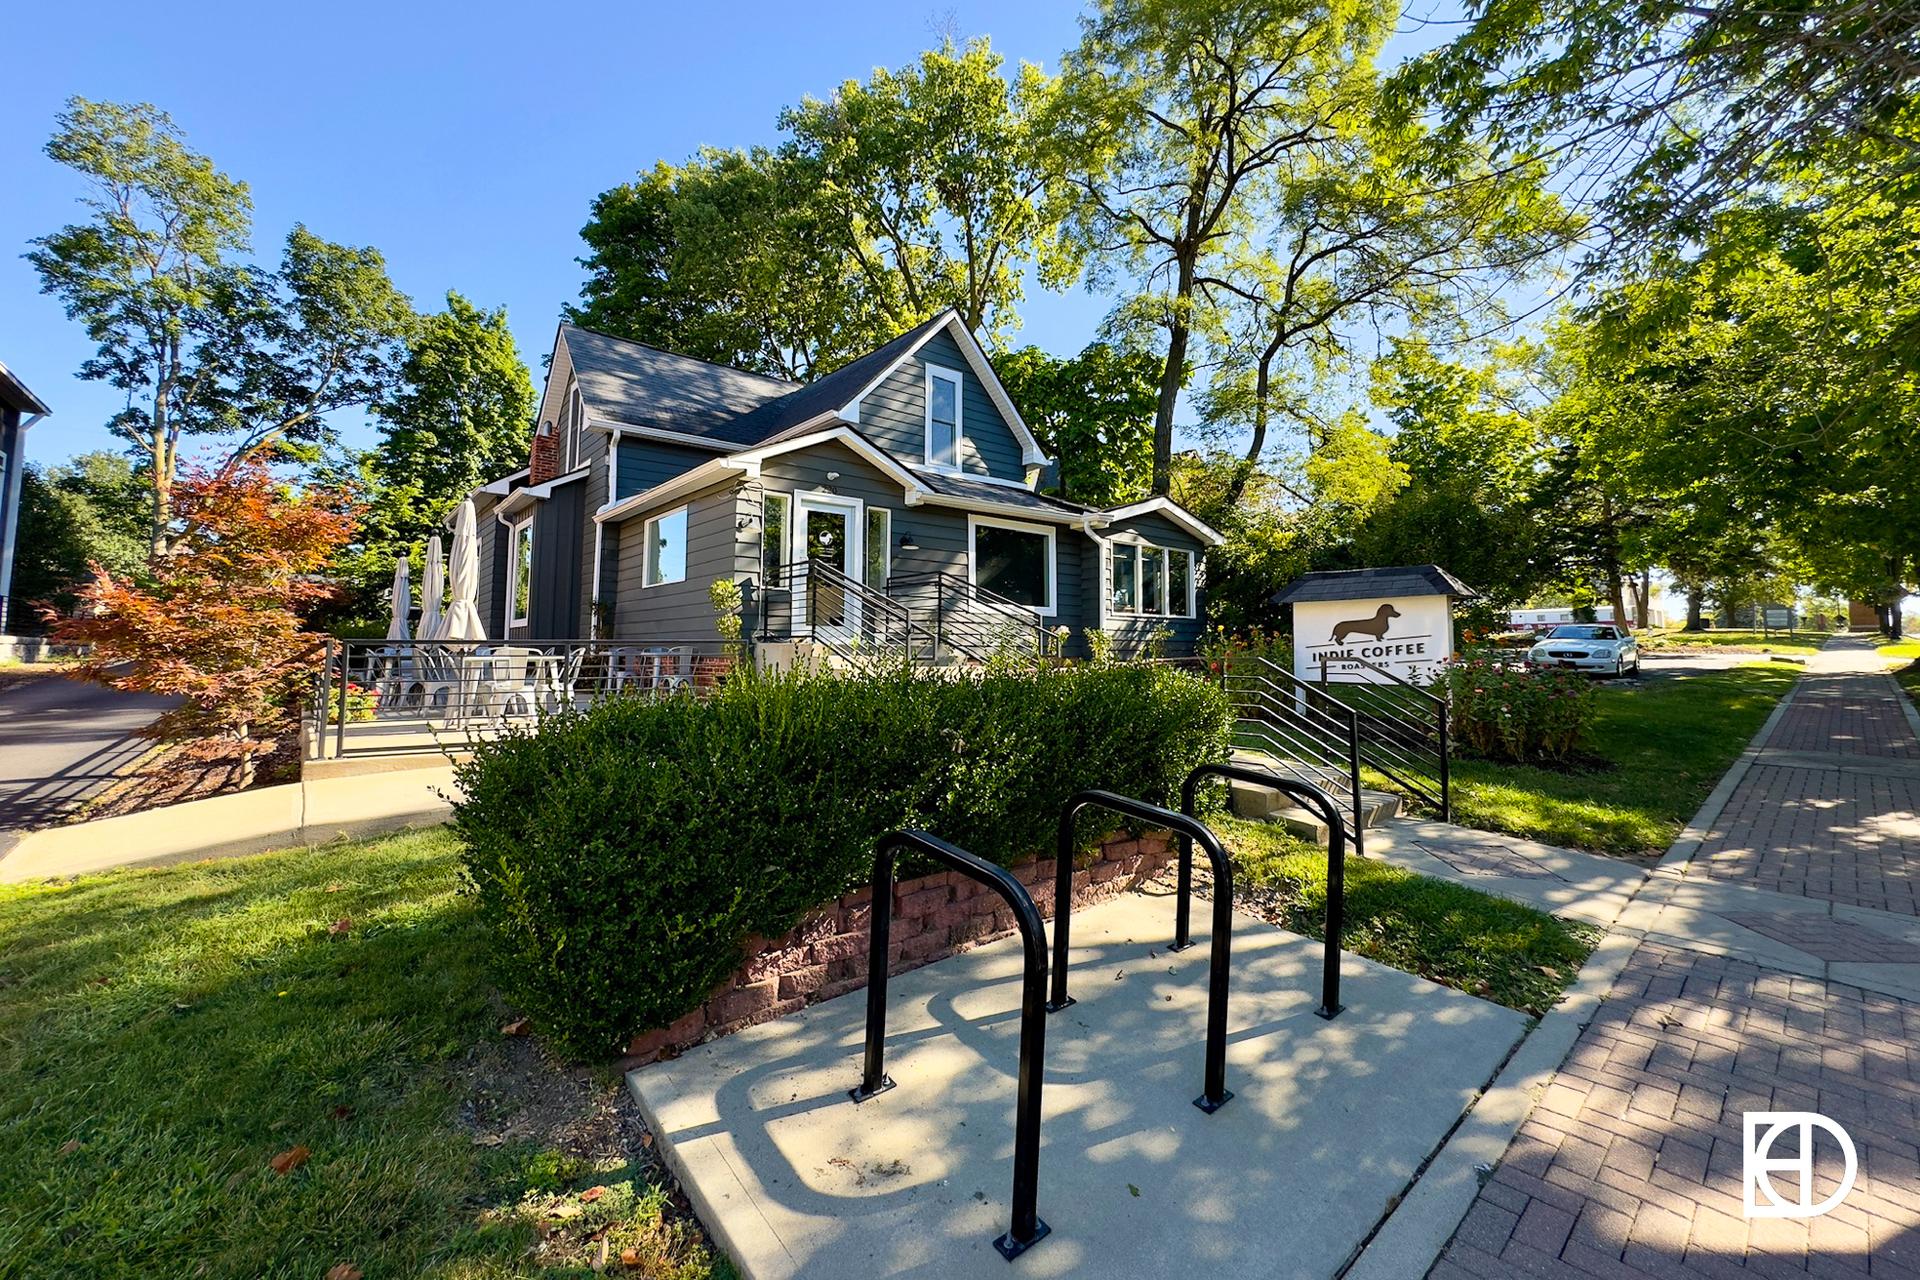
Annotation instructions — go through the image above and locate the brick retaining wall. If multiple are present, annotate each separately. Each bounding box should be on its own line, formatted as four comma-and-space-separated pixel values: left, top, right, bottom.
624, 830, 1174, 1063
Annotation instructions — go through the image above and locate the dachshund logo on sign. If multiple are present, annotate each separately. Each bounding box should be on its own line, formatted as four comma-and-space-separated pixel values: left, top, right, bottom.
1331, 602, 1400, 645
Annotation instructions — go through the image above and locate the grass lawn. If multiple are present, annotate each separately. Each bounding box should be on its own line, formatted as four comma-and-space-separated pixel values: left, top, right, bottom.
1641, 628, 1831, 655
0, 830, 729, 1280
1895, 658, 1920, 708
1879, 639, 1920, 662
1214, 816, 1599, 1016
1447, 664, 1798, 857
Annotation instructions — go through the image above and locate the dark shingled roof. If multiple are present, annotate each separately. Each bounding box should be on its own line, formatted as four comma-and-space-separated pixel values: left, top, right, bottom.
920, 470, 1092, 517
722, 314, 949, 447
1271, 565, 1480, 605
562, 325, 797, 445
564, 313, 952, 451
0, 359, 51, 417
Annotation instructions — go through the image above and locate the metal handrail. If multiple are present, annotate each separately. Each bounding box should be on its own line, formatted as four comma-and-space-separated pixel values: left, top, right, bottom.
1317, 650, 1447, 706
887, 570, 1057, 659
775, 558, 936, 664
1049, 791, 1236, 1113
1313, 652, 1451, 820
1183, 763, 1350, 1019
854, 830, 1053, 1262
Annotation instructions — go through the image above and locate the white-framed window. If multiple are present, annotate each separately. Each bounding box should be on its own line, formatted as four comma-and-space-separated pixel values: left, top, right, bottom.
762, 491, 790, 585
968, 514, 1056, 616
925, 365, 963, 470
865, 507, 891, 589
643, 505, 689, 587
1109, 542, 1197, 618
565, 382, 585, 470
510, 518, 535, 627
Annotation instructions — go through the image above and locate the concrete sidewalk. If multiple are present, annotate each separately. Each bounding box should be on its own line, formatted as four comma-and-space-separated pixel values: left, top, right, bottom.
0, 762, 458, 882
631, 892, 1529, 1280
1429, 634, 1920, 1279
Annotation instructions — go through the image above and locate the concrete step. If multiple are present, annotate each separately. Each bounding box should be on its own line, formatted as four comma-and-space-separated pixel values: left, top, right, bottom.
1228, 780, 1402, 846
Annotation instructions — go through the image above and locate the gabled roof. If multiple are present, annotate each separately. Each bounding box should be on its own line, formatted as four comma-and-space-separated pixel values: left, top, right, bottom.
563, 325, 796, 445
0, 359, 51, 417
1272, 565, 1480, 605
1100, 496, 1226, 546
562, 311, 1051, 467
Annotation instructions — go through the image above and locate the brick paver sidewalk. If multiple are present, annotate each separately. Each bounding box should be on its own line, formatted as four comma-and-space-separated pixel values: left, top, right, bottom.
1431, 647, 1920, 1278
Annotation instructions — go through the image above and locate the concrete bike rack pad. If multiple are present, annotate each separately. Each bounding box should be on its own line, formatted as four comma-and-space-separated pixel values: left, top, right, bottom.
628, 892, 1527, 1280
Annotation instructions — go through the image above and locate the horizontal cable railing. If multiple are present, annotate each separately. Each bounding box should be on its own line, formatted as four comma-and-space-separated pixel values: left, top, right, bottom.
885, 571, 1058, 662
314, 636, 739, 759
1311, 653, 1450, 819
1218, 654, 1365, 845
760, 559, 934, 668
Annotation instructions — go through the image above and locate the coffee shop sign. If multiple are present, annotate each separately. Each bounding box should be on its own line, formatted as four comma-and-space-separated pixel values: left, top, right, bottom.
1270, 566, 1480, 686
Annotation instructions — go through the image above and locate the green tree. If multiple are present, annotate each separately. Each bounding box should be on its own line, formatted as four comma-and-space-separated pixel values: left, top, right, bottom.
572, 148, 882, 379
781, 38, 1068, 340
26, 98, 250, 553
11, 453, 150, 614
333, 293, 537, 616
574, 40, 1061, 376
1396, 0, 1920, 262
1038, 0, 1395, 495
996, 341, 1160, 506
29, 99, 415, 551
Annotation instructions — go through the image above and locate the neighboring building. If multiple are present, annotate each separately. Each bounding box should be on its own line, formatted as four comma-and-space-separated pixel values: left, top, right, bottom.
460, 311, 1222, 659
0, 361, 52, 636
1507, 603, 1671, 631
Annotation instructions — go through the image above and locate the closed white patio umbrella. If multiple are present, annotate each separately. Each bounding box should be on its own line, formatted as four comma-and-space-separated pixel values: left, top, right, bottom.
418, 535, 446, 642
385, 554, 412, 642
440, 500, 487, 642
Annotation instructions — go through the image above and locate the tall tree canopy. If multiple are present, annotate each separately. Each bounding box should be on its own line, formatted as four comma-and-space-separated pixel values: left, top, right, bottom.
996, 340, 1161, 506
30, 98, 415, 552
1038, 0, 1393, 495
1396, 0, 1920, 261
572, 39, 1058, 378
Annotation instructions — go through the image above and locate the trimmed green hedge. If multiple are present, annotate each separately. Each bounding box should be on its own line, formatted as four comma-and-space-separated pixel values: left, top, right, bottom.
453, 664, 1230, 1057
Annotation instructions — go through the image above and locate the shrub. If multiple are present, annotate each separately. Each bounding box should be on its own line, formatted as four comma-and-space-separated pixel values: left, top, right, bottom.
1442, 658, 1597, 764
453, 663, 1231, 1057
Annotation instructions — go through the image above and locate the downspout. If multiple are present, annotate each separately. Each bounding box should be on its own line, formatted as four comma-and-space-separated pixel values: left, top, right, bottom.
590, 428, 620, 640
1079, 515, 1112, 637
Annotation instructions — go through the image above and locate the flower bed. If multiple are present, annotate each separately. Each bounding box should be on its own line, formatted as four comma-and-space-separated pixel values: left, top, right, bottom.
1443, 657, 1598, 764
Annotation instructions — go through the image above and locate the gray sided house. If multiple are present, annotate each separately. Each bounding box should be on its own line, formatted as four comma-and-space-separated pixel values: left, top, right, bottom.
462, 311, 1222, 661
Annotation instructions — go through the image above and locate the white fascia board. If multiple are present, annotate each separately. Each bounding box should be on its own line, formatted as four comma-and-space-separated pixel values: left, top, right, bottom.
839, 310, 1051, 468
478, 468, 530, 497
733, 423, 930, 499
584, 414, 740, 452
1100, 496, 1226, 546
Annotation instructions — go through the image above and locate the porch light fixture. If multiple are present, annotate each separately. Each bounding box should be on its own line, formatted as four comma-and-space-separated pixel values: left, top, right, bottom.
898, 532, 919, 551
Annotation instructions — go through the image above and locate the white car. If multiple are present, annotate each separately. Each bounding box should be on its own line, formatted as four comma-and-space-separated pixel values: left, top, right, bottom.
1527, 624, 1640, 677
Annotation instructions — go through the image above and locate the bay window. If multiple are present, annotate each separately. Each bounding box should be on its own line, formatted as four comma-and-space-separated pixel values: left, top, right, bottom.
1109, 541, 1196, 618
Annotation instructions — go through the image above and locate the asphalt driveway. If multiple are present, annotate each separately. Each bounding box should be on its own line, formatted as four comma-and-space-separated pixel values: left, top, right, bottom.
0, 674, 174, 856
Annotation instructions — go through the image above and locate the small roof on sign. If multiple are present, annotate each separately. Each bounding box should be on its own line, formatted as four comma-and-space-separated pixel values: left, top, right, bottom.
1271, 564, 1480, 605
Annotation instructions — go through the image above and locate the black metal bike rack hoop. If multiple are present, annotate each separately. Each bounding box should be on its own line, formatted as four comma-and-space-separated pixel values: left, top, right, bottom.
1181, 763, 1351, 1020
853, 830, 1052, 1262
1050, 790, 1237, 1113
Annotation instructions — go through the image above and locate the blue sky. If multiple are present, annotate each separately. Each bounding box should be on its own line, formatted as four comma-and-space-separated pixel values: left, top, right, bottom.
2, 0, 1459, 470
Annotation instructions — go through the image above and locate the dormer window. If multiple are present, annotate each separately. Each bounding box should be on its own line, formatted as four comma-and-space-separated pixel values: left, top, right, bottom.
925, 365, 963, 470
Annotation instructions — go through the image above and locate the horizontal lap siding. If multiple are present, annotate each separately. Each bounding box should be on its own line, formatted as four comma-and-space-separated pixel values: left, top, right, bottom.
609, 480, 744, 642
856, 332, 1025, 483
616, 438, 717, 499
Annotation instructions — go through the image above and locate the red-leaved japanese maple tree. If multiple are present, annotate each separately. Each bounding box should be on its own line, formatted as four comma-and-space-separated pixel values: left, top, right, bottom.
56, 459, 359, 786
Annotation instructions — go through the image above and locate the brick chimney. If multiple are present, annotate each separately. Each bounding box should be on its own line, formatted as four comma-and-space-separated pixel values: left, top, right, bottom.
528, 421, 560, 486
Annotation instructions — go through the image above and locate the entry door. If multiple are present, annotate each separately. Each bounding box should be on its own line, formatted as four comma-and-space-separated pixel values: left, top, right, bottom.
793, 494, 863, 642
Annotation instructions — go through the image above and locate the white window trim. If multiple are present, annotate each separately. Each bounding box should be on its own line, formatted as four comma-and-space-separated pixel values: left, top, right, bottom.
924, 364, 964, 472
566, 383, 585, 471
967, 513, 1057, 617
865, 506, 892, 588
761, 491, 792, 582
510, 517, 534, 628
642, 504, 690, 588
1108, 542, 1199, 620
